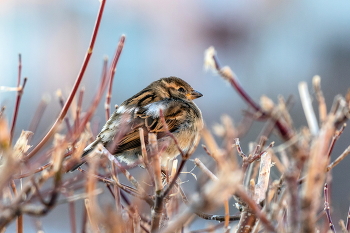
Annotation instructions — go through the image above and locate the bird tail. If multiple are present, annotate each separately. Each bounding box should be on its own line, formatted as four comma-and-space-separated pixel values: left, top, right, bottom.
69, 138, 102, 172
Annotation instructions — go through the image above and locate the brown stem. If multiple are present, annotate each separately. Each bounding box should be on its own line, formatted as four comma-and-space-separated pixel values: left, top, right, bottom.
235, 187, 276, 233
74, 87, 85, 133
323, 183, 336, 232
13, 162, 52, 179
104, 56, 113, 120
10, 180, 23, 233
150, 193, 164, 232
25, 0, 107, 160
327, 123, 346, 158
10, 77, 27, 144
75, 35, 125, 136
285, 171, 299, 232
210, 51, 294, 141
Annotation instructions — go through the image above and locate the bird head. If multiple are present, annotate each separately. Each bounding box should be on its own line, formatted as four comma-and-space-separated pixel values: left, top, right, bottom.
158, 77, 203, 101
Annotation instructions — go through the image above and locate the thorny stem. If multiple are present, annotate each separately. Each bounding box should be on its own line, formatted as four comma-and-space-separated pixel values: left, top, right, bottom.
26, 0, 107, 160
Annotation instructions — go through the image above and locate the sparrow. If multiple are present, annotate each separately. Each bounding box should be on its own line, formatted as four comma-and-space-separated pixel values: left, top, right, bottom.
70, 77, 203, 171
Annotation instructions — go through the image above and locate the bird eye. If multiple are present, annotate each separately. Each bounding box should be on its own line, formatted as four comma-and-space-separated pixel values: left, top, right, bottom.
178, 87, 185, 93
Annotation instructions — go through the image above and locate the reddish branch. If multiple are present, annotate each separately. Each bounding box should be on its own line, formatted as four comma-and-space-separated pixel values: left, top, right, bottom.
74, 87, 85, 133
327, 123, 346, 158
26, 0, 107, 160
75, 35, 125, 136
323, 183, 335, 232
208, 50, 294, 141
10, 76, 27, 144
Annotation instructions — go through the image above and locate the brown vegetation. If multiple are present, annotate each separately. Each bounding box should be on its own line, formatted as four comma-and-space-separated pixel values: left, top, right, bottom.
1, 1, 350, 232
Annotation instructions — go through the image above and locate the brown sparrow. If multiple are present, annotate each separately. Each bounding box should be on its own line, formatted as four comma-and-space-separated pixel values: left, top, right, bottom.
70, 77, 203, 171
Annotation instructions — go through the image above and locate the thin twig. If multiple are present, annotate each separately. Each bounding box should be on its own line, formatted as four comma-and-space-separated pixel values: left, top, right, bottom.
74, 87, 85, 133
327, 145, 350, 172
204, 46, 294, 141
10, 77, 27, 144
235, 187, 276, 233
327, 123, 346, 158
299, 81, 319, 136
76, 35, 125, 137
177, 180, 240, 222
324, 183, 336, 232
139, 128, 155, 186
26, 0, 107, 160
104, 56, 113, 120
313, 75, 327, 124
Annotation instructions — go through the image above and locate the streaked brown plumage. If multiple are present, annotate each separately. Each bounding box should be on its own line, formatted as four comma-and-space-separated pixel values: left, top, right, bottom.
70, 77, 203, 171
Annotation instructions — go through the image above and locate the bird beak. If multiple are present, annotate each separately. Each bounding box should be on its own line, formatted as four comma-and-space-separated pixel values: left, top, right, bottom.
187, 90, 203, 100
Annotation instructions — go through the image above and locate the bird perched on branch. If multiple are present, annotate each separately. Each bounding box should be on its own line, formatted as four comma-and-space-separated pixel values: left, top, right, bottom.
70, 77, 203, 171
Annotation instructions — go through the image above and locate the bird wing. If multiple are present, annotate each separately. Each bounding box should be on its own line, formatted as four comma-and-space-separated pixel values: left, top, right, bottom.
110, 100, 185, 154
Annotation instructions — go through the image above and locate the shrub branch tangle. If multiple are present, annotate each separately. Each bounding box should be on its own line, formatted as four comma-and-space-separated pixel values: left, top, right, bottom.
1, 2, 350, 232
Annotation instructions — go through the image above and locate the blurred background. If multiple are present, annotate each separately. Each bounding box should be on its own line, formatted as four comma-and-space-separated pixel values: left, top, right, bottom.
1, 0, 350, 232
